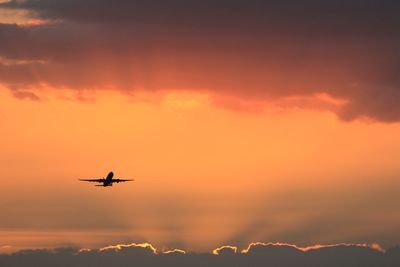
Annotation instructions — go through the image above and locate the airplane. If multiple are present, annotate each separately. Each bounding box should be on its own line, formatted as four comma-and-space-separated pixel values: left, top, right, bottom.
79, 171, 133, 187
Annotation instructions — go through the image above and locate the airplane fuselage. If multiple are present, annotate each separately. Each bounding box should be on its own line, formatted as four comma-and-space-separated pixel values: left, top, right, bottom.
102, 171, 114, 186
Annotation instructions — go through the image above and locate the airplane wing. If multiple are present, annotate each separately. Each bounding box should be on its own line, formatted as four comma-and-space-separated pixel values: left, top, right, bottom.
79, 179, 105, 183
113, 179, 134, 183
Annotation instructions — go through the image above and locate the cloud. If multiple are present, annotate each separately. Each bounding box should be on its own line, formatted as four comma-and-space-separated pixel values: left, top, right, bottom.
212, 245, 237, 255
98, 243, 157, 255
1, 1, 400, 121
241, 242, 303, 256
2, 0, 400, 32
91, 243, 186, 256
10, 88, 40, 100
163, 248, 186, 255
0, 242, 399, 267
241, 242, 385, 253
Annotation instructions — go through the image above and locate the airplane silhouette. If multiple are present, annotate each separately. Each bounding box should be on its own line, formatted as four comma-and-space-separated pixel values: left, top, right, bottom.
79, 171, 133, 187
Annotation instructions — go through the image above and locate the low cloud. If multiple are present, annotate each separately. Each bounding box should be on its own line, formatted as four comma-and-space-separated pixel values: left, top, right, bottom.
98, 243, 157, 255
242, 242, 385, 253
163, 249, 186, 255
212, 245, 237, 255
1, 242, 399, 267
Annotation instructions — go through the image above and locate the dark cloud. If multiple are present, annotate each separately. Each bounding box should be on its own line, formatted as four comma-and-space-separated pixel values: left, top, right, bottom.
1, 243, 399, 267
3, 0, 400, 33
1, 1, 400, 121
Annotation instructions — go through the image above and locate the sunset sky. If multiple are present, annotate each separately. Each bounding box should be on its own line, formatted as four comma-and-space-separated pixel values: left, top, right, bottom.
1, 0, 400, 254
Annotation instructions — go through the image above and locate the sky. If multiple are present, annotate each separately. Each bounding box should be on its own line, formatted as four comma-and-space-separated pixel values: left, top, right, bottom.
0, 0, 400, 254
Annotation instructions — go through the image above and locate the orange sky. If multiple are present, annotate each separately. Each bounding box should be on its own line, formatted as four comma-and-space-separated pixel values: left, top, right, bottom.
1, 88, 400, 253
1, 0, 400, 254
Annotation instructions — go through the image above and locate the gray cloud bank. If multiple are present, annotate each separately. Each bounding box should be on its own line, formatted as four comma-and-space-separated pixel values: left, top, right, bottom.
1, 243, 400, 267
1, 0, 400, 121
